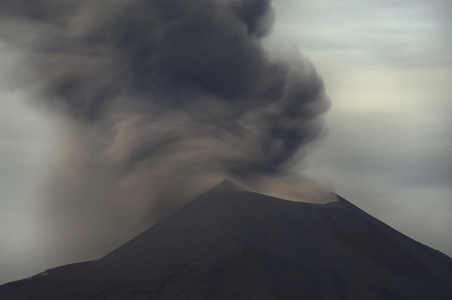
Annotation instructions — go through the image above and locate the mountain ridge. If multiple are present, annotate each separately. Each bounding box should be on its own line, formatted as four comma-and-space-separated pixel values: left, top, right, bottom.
1, 181, 452, 299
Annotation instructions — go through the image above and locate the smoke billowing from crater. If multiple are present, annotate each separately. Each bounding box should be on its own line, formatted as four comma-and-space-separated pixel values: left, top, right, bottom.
1, 0, 329, 260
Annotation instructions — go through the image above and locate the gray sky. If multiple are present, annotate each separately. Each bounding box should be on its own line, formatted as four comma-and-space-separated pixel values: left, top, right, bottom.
1, 0, 451, 284
272, 0, 452, 258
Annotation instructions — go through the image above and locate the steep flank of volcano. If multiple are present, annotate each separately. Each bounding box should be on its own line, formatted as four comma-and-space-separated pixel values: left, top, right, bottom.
2, 181, 452, 299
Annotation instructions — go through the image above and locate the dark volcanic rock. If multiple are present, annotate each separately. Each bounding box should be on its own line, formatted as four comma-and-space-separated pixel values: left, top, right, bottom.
2, 180, 452, 299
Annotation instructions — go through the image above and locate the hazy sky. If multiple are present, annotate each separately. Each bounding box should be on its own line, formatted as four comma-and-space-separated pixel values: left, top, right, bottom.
1, 0, 451, 284
272, 0, 452, 258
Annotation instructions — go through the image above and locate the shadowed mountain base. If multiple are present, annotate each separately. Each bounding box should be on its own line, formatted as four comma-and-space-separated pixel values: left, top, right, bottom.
2, 180, 452, 299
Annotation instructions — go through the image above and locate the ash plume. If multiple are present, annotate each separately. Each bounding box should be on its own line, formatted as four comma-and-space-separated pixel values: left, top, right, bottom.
1, 0, 329, 261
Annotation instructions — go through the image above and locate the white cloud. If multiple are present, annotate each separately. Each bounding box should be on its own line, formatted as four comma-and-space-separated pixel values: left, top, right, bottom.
272, 1, 452, 256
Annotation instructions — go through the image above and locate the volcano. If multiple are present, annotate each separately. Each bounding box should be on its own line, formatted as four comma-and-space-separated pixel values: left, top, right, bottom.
2, 180, 452, 299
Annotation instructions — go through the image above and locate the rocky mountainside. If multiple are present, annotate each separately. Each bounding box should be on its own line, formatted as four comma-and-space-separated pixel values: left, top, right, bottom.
2, 180, 452, 299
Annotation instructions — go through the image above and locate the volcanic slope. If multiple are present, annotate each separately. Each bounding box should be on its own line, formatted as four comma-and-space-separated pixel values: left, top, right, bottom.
2, 180, 452, 299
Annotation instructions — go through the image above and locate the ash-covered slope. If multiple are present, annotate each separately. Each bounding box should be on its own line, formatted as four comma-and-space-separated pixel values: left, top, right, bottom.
2, 180, 452, 299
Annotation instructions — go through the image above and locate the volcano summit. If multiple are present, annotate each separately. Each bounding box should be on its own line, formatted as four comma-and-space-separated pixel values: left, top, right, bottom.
1, 180, 452, 299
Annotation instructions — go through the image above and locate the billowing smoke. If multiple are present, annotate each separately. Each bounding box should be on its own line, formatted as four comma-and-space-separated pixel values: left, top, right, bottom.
1, 0, 329, 262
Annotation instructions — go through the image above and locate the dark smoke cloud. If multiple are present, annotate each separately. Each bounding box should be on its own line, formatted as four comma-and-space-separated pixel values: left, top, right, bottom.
1, 0, 329, 261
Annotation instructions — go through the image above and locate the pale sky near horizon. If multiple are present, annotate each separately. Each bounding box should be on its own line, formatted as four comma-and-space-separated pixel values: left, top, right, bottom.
273, 0, 452, 258
1, 0, 451, 284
